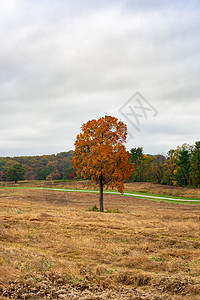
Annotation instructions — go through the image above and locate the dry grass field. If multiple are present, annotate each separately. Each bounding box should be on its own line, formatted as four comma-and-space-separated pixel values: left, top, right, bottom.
0, 181, 200, 299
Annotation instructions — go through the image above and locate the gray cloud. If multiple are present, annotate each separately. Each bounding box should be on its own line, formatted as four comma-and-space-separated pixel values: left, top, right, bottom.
0, 0, 200, 156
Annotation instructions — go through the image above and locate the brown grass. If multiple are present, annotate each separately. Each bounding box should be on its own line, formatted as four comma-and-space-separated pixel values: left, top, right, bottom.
0, 182, 200, 299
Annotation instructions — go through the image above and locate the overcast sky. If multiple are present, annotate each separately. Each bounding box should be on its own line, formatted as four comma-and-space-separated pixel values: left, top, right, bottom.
0, 0, 200, 157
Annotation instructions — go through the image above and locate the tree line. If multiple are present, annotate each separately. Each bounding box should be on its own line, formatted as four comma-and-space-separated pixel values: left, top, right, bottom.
0, 151, 74, 182
0, 142, 200, 188
129, 141, 200, 187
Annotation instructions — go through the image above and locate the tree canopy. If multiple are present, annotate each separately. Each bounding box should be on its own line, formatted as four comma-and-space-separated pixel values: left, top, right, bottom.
6, 163, 25, 183
72, 116, 134, 211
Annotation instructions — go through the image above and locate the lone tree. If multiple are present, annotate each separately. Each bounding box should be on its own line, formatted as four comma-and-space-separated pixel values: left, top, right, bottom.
7, 163, 25, 183
72, 115, 134, 212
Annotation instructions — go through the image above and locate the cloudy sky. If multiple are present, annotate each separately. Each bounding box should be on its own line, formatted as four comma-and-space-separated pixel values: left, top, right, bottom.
1, 0, 200, 157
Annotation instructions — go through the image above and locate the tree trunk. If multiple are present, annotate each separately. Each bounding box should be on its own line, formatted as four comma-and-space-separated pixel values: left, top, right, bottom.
99, 172, 104, 212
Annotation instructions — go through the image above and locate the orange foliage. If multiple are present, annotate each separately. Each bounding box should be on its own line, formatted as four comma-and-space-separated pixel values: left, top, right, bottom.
72, 116, 134, 197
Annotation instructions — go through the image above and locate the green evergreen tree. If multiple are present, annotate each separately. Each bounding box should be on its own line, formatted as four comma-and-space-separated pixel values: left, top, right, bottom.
176, 150, 191, 186
129, 147, 144, 181
190, 141, 200, 187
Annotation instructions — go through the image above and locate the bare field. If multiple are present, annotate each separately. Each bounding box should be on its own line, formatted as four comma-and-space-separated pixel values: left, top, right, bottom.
0, 184, 200, 299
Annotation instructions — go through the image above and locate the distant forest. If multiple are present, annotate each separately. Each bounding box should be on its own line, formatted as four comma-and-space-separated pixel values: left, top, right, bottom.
129, 141, 200, 188
0, 151, 74, 181
0, 141, 200, 188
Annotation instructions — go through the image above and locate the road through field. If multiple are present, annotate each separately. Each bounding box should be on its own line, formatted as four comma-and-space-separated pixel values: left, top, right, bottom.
1, 186, 200, 203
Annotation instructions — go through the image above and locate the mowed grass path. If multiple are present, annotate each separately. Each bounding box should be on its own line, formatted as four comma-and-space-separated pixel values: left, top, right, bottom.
1, 186, 200, 204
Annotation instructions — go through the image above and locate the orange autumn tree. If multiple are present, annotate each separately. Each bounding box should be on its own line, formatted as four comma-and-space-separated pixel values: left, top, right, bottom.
72, 115, 134, 212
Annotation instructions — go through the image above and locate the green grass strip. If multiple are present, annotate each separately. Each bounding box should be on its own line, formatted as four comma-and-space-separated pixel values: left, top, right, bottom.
1, 186, 200, 204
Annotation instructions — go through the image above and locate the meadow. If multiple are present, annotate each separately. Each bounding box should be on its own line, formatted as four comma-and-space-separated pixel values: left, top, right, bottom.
0, 181, 200, 299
